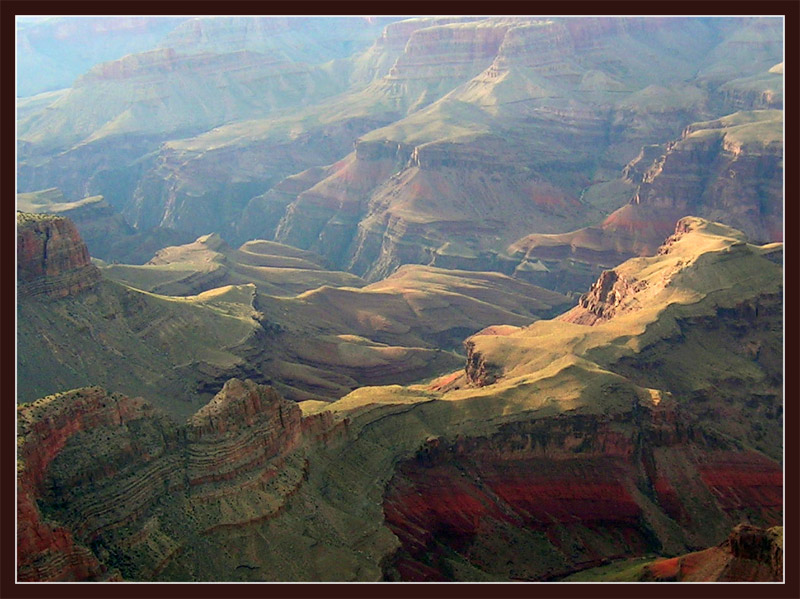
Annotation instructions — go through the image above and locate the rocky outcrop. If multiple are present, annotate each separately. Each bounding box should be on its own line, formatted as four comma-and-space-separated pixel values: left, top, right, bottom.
642, 525, 782, 581
464, 339, 501, 387
17, 213, 101, 298
17, 386, 158, 581
17, 379, 339, 582
560, 269, 646, 325
15, 188, 181, 264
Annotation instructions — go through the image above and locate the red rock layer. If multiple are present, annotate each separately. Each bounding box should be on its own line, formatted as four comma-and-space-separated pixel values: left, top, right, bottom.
17, 387, 152, 581
382, 410, 783, 581
17, 214, 101, 298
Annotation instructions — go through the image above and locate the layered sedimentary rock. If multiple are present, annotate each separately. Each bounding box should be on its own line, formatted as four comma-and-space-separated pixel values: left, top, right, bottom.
379, 218, 783, 580
103, 231, 365, 297
17, 379, 338, 582
16, 31, 368, 217
126, 115, 393, 240
509, 108, 783, 293
17, 214, 265, 414
18, 17, 782, 283
266, 17, 782, 281
17, 212, 101, 298
16, 188, 191, 264
382, 413, 781, 581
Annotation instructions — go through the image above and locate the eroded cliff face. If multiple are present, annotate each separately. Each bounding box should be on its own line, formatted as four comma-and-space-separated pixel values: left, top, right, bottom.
510, 109, 783, 294
19, 18, 782, 285
17, 379, 339, 582
127, 116, 393, 242
618, 110, 783, 246
266, 17, 753, 281
381, 406, 781, 581
17, 213, 101, 298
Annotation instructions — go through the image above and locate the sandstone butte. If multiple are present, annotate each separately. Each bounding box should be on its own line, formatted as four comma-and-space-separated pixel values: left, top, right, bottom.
17, 216, 783, 582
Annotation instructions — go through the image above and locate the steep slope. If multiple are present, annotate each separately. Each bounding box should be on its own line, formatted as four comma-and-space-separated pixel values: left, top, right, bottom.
126, 17, 509, 241
100, 233, 570, 402
19, 215, 569, 408
17, 19, 386, 215
18, 17, 782, 281
17, 218, 782, 581
378, 218, 782, 580
17, 212, 102, 298
17, 213, 264, 418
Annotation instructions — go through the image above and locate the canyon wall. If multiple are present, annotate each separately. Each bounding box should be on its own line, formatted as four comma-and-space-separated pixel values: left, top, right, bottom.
17, 379, 340, 581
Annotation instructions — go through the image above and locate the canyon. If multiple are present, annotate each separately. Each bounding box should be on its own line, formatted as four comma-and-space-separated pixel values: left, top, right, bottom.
15, 15, 784, 585
17, 212, 569, 411
17, 17, 782, 287
17, 217, 783, 581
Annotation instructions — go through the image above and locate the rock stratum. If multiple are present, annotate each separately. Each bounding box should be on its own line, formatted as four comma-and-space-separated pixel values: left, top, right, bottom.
17, 379, 337, 581
17, 218, 782, 581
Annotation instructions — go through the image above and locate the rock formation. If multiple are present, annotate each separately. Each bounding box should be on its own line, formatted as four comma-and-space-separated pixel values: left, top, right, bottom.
17, 380, 338, 581
641, 525, 782, 582
17, 18, 782, 284
17, 212, 102, 298
18, 220, 569, 409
